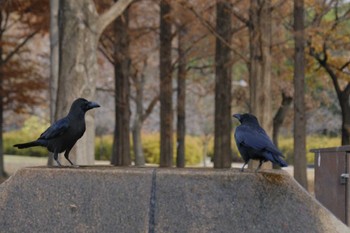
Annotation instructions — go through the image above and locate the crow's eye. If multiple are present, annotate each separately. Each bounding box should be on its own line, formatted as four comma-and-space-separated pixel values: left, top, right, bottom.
81, 102, 88, 110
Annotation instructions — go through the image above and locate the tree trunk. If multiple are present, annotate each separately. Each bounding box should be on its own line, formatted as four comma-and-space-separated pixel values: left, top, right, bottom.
293, 0, 308, 189
340, 93, 350, 145
176, 25, 187, 168
341, 115, 350, 145
272, 92, 292, 169
312, 57, 350, 145
111, 9, 131, 166
159, 0, 173, 167
132, 72, 146, 166
0, 15, 6, 177
273, 92, 293, 147
131, 61, 159, 166
213, 1, 232, 168
50, 0, 60, 125
56, 0, 132, 165
132, 118, 144, 166
0, 89, 4, 177
48, 0, 60, 166
0, 47, 5, 177
56, 0, 99, 165
248, 0, 272, 135
248, 0, 272, 170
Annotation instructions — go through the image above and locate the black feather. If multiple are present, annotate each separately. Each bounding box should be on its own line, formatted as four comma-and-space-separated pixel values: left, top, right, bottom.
233, 113, 288, 172
14, 98, 100, 166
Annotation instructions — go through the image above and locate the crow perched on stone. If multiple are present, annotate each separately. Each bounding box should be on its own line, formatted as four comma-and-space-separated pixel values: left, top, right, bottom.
233, 113, 288, 172
14, 98, 100, 166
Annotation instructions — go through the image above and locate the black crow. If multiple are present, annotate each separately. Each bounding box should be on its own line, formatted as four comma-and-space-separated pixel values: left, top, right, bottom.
233, 113, 288, 172
14, 98, 100, 166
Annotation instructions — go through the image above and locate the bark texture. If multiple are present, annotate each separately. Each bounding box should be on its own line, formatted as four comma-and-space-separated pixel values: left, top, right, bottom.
56, 0, 132, 165
176, 25, 187, 168
248, 0, 272, 136
248, 0, 272, 170
112, 9, 131, 166
213, 1, 233, 168
293, 0, 308, 189
159, 0, 173, 167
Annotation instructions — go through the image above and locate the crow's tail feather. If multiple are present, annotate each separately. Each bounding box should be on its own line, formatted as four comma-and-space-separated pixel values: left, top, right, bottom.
274, 156, 288, 167
13, 141, 40, 149
264, 151, 288, 167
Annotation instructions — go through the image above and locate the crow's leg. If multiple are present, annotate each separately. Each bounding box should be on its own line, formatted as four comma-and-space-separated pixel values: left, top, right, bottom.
241, 161, 248, 172
255, 160, 263, 173
64, 149, 74, 166
53, 151, 61, 167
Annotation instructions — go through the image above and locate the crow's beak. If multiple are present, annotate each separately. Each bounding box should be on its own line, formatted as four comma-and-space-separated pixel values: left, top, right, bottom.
232, 114, 241, 121
87, 101, 100, 110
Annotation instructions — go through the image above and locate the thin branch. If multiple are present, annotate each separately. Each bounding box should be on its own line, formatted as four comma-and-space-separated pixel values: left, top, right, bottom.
322, 42, 328, 63
340, 61, 350, 71
141, 94, 159, 122
170, 31, 210, 70
130, 26, 158, 40
98, 46, 114, 65
344, 83, 350, 97
96, 87, 114, 93
3, 29, 39, 64
187, 64, 212, 71
270, 0, 288, 12
96, 0, 134, 36
98, 36, 115, 65
308, 40, 343, 97
185, 4, 248, 63
230, 8, 249, 26
310, 1, 333, 27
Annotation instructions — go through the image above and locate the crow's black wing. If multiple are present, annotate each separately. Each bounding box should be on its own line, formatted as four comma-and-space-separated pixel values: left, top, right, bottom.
39, 118, 70, 140
235, 124, 283, 157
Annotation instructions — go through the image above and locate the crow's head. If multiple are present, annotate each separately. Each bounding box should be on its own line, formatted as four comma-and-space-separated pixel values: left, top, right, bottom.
71, 98, 100, 113
232, 113, 259, 124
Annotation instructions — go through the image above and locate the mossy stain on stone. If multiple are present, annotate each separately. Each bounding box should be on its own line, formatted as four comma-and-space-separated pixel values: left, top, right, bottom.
261, 172, 285, 185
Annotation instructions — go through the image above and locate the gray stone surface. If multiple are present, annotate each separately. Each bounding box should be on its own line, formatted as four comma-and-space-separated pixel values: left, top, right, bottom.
0, 167, 349, 233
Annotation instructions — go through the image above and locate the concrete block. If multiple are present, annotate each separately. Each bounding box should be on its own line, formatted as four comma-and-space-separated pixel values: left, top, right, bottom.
0, 167, 348, 233
0, 166, 153, 233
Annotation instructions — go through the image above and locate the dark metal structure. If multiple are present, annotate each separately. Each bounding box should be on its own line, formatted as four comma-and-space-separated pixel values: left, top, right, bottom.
311, 146, 350, 225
